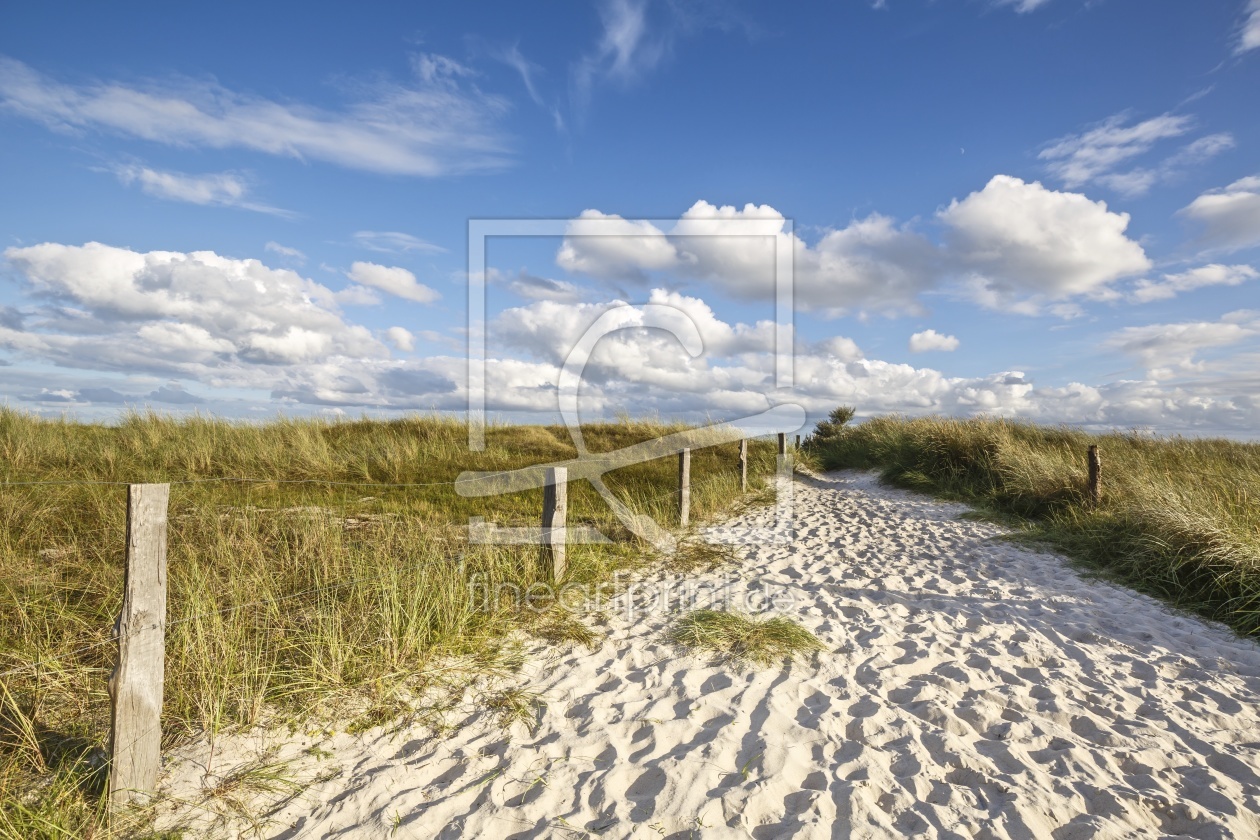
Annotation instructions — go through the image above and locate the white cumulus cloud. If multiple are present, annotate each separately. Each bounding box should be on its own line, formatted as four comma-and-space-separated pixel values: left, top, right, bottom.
3, 244, 1259, 434
939, 175, 1150, 313
2, 242, 386, 369
0, 242, 473, 412
386, 327, 415, 352
557, 182, 1150, 318
557, 201, 937, 316
909, 329, 960, 353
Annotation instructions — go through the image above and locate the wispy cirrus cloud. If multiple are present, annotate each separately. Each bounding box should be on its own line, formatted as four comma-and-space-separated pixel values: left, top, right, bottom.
0, 54, 513, 176
1236, 0, 1260, 54
1038, 112, 1235, 196
486, 41, 567, 132
1128, 264, 1258, 303
567, 0, 753, 124
1103, 311, 1260, 380
352, 231, 447, 254
483, 267, 586, 303
264, 241, 306, 262
1093, 133, 1235, 197
570, 0, 671, 121
991, 0, 1054, 12
110, 164, 293, 216
872, 0, 1052, 12
346, 261, 441, 304
1180, 175, 1260, 253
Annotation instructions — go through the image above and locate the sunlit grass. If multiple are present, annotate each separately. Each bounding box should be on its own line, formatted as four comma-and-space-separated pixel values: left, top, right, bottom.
810, 414, 1260, 638
0, 408, 779, 838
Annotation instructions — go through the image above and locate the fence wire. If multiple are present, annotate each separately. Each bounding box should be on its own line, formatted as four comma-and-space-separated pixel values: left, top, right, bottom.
0, 458, 772, 684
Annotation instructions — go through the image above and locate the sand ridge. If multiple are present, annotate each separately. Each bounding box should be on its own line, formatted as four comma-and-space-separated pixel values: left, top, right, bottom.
156, 471, 1260, 838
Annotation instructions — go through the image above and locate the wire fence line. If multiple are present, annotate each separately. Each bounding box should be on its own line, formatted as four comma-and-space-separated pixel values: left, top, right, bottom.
2, 442, 1243, 683
0, 464, 776, 821
0, 474, 514, 489
0, 460, 752, 684
0, 534, 616, 686
1, 454, 1248, 492
4, 444, 1245, 689
0, 442, 788, 821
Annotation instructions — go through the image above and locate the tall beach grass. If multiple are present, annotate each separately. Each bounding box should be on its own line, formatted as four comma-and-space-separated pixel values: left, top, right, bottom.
811, 414, 1260, 638
0, 409, 778, 838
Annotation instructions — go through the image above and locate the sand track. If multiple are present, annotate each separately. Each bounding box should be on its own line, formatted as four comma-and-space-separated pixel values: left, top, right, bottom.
157, 471, 1260, 838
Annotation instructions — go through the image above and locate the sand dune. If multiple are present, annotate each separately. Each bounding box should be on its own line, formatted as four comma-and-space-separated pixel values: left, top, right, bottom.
156, 471, 1260, 838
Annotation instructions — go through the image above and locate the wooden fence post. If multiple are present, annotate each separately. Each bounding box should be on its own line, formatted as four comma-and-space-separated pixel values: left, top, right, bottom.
777, 433, 787, 457
680, 445, 690, 526
109, 483, 170, 811
1087, 445, 1102, 506
795, 434, 801, 449
678, 448, 691, 527
738, 438, 747, 493
542, 467, 567, 580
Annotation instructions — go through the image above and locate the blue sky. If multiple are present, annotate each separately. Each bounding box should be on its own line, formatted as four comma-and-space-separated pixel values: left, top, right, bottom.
1, 0, 1259, 434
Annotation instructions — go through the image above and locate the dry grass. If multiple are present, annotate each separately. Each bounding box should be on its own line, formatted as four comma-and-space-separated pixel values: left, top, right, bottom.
669, 609, 823, 667
811, 414, 1260, 638
0, 409, 779, 838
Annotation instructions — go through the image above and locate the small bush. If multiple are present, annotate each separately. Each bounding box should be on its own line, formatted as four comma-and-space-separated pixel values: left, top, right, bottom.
807, 406, 856, 449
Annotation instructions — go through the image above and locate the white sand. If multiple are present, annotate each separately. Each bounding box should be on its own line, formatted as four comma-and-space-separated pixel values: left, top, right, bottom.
156, 471, 1260, 838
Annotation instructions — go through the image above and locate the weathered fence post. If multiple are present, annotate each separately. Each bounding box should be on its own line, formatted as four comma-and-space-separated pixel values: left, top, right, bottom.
795, 434, 801, 449
777, 433, 787, 457
678, 448, 691, 527
1087, 445, 1102, 506
739, 438, 748, 493
109, 483, 170, 812
542, 467, 567, 580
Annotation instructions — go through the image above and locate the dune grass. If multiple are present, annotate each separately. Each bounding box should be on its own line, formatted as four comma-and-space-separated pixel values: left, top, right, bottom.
0, 409, 779, 838
810, 414, 1260, 638
670, 609, 823, 666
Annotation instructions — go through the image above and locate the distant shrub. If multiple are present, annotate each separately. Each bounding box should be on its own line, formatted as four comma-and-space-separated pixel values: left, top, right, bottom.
809, 406, 856, 448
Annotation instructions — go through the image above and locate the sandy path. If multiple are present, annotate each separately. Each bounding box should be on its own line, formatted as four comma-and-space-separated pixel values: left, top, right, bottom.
157, 471, 1260, 838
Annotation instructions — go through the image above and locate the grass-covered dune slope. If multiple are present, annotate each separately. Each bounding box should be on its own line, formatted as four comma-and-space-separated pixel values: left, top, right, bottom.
0, 409, 777, 837
810, 412, 1260, 640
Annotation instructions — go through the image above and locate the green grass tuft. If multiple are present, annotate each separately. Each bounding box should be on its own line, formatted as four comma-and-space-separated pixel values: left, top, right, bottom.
669, 609, 823, 666
485, 687, 546, 734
